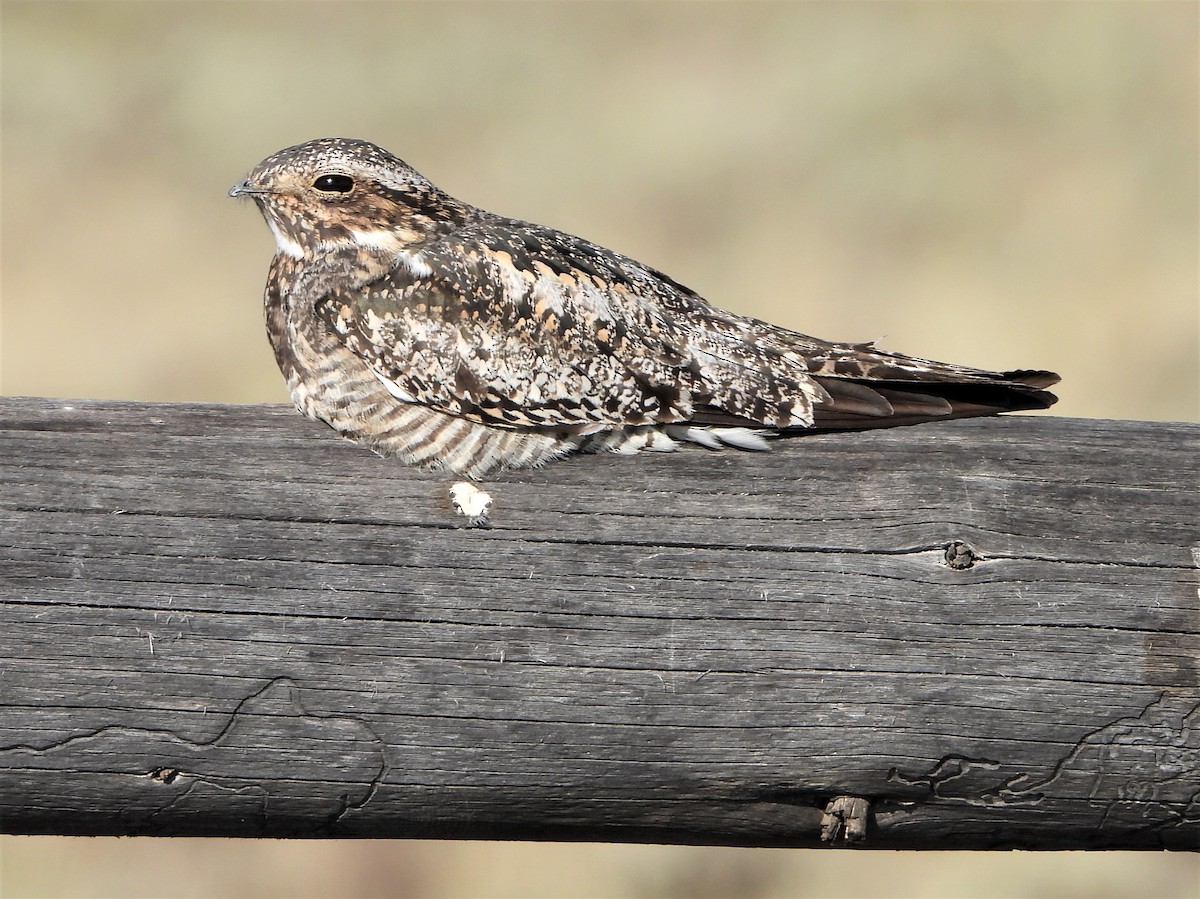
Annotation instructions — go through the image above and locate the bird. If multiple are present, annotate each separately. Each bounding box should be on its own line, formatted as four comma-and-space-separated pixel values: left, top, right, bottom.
230, 138, 1058, 515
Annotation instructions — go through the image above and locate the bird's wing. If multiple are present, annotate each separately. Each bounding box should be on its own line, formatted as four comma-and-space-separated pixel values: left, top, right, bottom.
315, 219, 829, 432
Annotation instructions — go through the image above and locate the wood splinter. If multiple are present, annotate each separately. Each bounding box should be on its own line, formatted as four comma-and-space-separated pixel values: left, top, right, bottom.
821, 796, 872, 844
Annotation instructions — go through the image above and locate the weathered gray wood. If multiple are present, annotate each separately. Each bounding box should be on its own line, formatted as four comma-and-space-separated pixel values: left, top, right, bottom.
1, 396, 1197, 849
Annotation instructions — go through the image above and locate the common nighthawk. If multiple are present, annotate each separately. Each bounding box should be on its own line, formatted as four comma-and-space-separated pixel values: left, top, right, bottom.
231, 138, 1058, 518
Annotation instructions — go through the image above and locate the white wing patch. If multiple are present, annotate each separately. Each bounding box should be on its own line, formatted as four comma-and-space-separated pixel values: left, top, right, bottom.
578, 425, 774, 455
372, 370, 418, 404
665, 426, 773, 451
706, 428, 772, 451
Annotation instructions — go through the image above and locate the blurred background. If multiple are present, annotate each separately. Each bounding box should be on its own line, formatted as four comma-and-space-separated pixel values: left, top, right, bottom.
2, 2, 1197, 897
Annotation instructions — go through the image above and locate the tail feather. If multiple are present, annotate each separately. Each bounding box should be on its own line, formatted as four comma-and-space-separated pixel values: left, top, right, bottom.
808, 368, 1058, 431
1002, 369, 1061, 390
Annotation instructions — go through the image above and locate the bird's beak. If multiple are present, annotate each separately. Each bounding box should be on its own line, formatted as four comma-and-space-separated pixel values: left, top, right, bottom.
228, 180, 263, 198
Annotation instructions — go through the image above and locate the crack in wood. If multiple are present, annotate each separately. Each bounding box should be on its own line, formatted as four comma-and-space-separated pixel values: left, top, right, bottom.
885, 693, 1200, 831
0, 677, 387, 836
987, 693, 1200, 820
887, 755, 1007, 806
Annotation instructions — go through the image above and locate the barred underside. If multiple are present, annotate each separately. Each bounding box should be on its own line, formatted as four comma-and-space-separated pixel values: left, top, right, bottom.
279, 308, 773, 477
281, 316, 576, 478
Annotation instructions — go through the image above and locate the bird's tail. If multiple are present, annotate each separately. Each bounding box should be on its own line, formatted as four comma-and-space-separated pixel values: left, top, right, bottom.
800, 342, 1059, 430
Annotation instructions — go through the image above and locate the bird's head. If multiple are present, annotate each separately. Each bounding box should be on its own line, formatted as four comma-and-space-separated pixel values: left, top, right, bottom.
230, 138, 466, 262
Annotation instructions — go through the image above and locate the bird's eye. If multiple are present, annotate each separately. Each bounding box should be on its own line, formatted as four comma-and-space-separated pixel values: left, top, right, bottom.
312, 174, 355, 194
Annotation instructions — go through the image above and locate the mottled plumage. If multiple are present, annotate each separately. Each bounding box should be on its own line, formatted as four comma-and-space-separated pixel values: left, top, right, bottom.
231, 138, 1058, 480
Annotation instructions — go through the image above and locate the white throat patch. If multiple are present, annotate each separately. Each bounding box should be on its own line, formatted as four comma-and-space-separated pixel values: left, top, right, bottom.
266, 218, 304, 259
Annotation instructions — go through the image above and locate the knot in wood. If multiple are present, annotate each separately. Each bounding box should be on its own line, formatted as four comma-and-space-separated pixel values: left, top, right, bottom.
945, 541, 977, 570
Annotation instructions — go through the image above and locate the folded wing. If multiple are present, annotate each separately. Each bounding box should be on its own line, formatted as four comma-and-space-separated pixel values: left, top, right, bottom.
317, 216, 1058, 436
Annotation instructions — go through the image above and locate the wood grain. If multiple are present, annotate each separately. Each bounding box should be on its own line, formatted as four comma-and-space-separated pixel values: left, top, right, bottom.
1, 396, 1197, 848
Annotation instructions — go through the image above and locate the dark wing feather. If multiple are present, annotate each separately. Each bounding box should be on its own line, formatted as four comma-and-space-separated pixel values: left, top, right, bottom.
679, 330, 1057, 429
757, 333, 1058, 430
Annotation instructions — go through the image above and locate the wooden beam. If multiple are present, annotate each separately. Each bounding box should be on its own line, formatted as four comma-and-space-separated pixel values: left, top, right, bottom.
1, 396, 1196, 849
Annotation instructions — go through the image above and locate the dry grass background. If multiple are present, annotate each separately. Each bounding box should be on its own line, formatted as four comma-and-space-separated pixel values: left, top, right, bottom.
1, 2, 1197, 897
